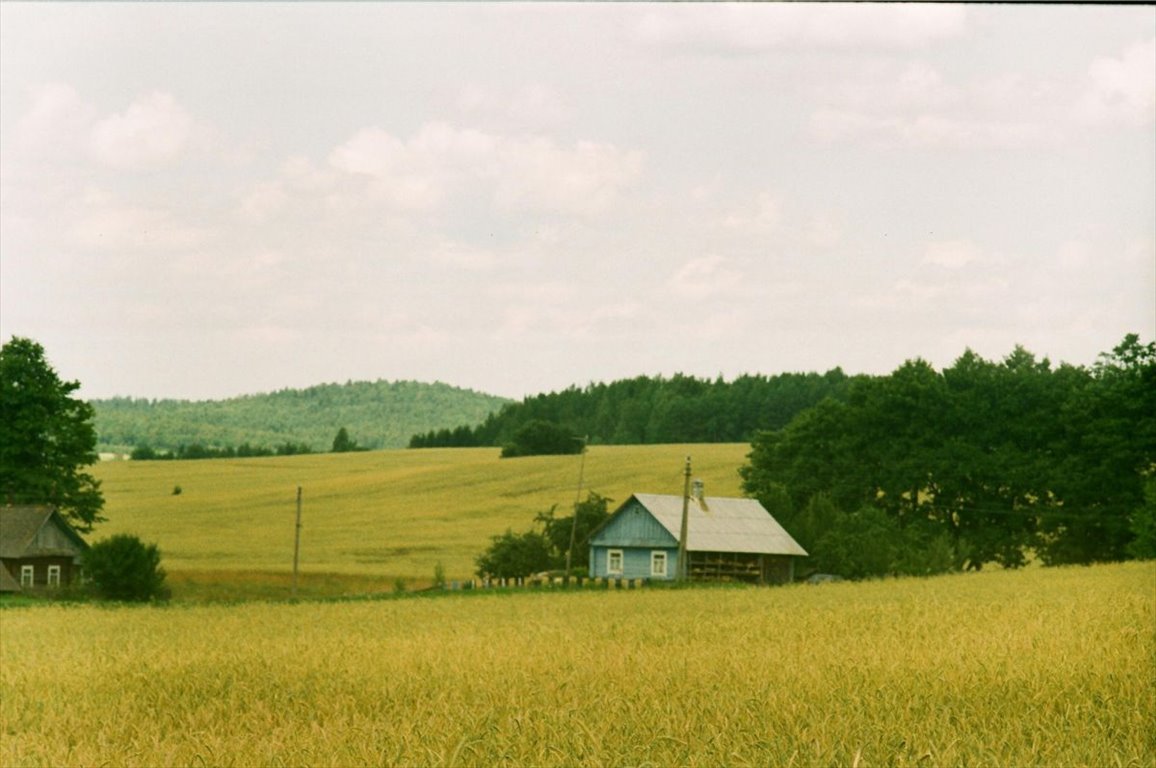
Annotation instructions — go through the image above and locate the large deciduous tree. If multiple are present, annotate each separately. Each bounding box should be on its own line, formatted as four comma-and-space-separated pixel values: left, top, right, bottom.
0, 337, 105, 531
1038, 335, 1156, 564
742, 337, 1155, 573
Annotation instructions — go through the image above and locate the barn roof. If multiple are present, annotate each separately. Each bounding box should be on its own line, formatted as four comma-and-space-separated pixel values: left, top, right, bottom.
624, 493, 807, 557
0, 506, 89, 559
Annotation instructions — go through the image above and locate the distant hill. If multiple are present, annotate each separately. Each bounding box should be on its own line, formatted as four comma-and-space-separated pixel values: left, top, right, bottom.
92, 381, 511, 454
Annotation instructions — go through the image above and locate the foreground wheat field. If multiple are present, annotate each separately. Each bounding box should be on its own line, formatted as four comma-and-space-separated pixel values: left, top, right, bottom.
2, 562, 1152, 767
91, 445, 750, 592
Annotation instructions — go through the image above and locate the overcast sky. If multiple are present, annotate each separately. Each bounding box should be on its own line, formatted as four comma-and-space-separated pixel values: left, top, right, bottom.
1, 4, 1153, 401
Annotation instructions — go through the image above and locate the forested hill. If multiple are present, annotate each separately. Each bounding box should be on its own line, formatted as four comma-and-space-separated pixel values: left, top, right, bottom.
92, 381, 511, 454
408, 370, 854, 449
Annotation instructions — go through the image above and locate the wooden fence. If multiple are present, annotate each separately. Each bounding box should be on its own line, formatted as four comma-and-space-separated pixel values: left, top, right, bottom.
447, 575, 649, 591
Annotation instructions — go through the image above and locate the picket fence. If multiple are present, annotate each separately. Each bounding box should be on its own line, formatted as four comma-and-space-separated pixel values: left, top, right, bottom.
446, 575, 649, 591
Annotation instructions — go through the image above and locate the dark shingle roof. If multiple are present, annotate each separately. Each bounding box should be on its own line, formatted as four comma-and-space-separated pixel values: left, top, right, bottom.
0, 506, 89, 559
0, 564, 20, 592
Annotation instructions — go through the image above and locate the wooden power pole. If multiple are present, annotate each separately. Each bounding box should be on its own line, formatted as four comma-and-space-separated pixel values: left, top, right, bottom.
565, 436, 589, 579
292, 486, 302, 598
678, 456, 691, 582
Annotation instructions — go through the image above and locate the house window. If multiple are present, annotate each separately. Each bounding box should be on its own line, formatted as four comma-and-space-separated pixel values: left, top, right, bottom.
651, 551, 668, 578
20, 565, 34, 587
47, 565, 61, 587
607, 549, 624, 575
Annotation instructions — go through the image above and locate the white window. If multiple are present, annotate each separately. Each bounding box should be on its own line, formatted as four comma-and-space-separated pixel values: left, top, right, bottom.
47, 565, 61, 587
607, 549, 624, 575
650, 551, 668, 578
20, 565, 34, 587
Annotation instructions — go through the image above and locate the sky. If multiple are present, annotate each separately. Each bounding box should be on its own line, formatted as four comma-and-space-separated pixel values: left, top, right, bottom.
1, 3, 1153, 402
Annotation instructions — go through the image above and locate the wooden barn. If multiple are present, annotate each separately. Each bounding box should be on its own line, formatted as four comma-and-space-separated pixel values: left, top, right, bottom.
0, 506, 89, 592
588, 485, 807, 584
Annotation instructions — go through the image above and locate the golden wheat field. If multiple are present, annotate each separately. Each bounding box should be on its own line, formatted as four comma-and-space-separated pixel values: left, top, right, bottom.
90, 445, 751, 594
2, 562, 1153, 767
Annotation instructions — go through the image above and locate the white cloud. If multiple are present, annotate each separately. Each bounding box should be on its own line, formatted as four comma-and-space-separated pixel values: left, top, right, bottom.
808, 55, 1081, 150
89, 91, 195, 170
14, 82, 95, 159
667, 254, 743, 300
924, 240, 982, 269
427, 240, 498, 272
819, 61, 961, 114
73, 189, 205, 252
893, 279, 946, 303
811, 109, 1054, 149
1074, 37, 1156, 127
636, 4, 967, 52
238, 181, 289, 223
804, 214, 842, 250
457, 84, 570, 130
328, 124, 480, 211
322, 122, 642, 217
720, 192, 781, 232
493, 137, 643, 216
571, 302, 643, 340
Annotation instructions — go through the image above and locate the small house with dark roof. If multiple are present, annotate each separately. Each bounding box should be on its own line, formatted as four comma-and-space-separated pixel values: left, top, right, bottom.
588, 484, 807, 584
0, 506, 89, 592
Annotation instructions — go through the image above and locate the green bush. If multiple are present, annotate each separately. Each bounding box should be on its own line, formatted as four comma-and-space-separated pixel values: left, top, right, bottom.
500, 420, 583, 458
84, 534, 168, 602
475, 529, 556, 579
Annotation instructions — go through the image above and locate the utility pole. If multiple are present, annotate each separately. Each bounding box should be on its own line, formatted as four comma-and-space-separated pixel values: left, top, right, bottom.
678, 456, 691, 582
292, 486, 302, 599
565, 436, 589, 579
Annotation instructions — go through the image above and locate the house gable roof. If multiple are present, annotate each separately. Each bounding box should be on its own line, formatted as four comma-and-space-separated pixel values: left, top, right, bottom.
0, 506, 89, 559
0, 565, 20, 592
589, 498, 679, 549
597, 493, 808, 557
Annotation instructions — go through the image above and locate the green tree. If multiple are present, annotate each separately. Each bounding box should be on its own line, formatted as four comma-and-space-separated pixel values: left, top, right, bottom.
331, 427, 360, 453
84, 534, 167, 601
743, 338, 1154, 571
475, 529, 556, 579
536, 492, 612, 571
815, 505, 901, 580
934, 347, 1065, 568
500, 420, 583, 458
1126, 476, 1156, 560
1040, 335, 1156, 564
0, 337, 104, 531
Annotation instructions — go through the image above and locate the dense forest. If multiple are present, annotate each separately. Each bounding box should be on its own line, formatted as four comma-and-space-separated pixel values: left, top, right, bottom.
742, 335, 1155, 573
93, 380, 511, 454
409, 370, 853, 448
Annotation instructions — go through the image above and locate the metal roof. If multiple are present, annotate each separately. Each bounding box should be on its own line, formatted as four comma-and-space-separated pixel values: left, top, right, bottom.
631, 493, 808, 557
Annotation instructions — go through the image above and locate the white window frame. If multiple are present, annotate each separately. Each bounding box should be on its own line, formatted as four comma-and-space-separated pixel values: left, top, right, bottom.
607, 549, 624, 575
20, 565, 34, 587
47, 565, 61, 587
650, 551, 668, 578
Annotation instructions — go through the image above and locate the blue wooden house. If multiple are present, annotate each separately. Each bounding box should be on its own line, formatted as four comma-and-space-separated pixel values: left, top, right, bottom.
588, 487, 807, 584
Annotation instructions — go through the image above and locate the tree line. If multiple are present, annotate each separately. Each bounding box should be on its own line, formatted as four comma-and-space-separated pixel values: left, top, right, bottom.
93, 380, 510, 454
130, 426, 373, 461
741, 335, 1155, 575
130, 441, 315, 461
410, 370, 852, 449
